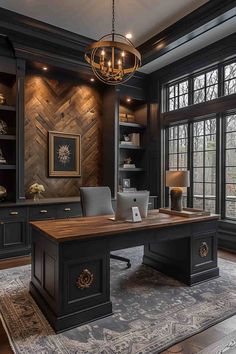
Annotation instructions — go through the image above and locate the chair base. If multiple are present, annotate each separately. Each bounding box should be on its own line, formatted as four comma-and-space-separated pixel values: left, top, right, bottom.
110, 254, 131, 268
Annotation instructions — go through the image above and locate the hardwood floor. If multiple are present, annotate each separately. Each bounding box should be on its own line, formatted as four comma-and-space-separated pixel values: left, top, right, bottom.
0, 256, 30, 354
0, 251, 236, 354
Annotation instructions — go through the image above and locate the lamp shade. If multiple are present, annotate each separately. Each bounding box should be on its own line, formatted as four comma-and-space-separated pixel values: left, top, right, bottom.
166, 170, 190, 188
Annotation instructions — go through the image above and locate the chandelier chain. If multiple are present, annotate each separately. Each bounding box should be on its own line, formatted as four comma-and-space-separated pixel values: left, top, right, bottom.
112, 0, 115, 33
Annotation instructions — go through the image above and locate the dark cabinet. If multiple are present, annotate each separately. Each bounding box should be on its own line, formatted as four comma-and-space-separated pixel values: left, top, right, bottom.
0, 219, 29, 259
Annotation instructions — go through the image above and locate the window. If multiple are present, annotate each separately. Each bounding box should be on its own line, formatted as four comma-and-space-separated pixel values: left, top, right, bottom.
168, 80, 188, 111
165, 59, 236, 113
193, 69, 218, 104
224, 62, 236, 96
225, 114, 236, 219
168, 124, 188, 206
193, 119, 217, 213
168, 124, 188, 170
167, 119, 217, 213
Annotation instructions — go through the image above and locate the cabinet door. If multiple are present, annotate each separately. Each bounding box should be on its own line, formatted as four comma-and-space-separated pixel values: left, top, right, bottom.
0, 220, 29, 258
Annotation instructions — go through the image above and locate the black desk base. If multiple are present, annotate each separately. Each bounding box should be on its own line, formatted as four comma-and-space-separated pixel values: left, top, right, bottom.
30, 219, 219, 332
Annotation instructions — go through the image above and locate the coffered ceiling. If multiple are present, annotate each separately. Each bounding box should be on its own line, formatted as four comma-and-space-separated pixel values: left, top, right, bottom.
0, 0, 208, 46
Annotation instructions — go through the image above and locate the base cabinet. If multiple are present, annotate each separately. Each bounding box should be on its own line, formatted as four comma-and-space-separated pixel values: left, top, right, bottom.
0, 220, 29, 259
143, 221, 219, 286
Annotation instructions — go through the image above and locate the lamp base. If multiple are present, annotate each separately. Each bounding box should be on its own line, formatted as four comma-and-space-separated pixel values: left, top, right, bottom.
170, 187, 183, 211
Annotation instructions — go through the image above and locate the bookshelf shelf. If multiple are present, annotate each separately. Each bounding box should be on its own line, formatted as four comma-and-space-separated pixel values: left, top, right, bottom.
0, 164, 16, 170
119, 167, 145, 172
0, 105, 16, 112
0, 135, 16, 140
119, 144, 145, 150
119, 122, 145, 129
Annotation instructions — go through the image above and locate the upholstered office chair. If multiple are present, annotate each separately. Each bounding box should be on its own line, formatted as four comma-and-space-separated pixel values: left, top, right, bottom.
80, 186, 131, 268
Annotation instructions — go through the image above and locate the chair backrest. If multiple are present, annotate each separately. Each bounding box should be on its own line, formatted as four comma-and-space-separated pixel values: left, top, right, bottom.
80, 186, 114, 217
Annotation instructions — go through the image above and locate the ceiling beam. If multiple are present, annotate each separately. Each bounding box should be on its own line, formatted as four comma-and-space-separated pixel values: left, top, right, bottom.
138, 0, 236, 66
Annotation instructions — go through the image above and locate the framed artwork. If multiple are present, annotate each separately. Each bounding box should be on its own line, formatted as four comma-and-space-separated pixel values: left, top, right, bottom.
122, 178, 130, 188
49, 131, 81, 177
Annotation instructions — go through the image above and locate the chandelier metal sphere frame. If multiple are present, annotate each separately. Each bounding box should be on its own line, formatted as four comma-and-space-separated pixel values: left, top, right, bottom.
84, 0, 141, 85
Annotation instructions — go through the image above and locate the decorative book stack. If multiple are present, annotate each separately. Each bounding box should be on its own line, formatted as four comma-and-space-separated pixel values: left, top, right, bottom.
123, 164, 136, 168
120, 141, 133, 145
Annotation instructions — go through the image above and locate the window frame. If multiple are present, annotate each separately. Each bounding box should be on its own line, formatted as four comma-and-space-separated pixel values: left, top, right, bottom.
166, 116, 218, 214
164, 59, 236, 113
223, 59, 236, 97
223, 112, 236, 220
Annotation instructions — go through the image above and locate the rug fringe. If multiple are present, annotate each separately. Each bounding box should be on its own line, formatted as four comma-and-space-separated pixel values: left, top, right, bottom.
0, 310, 16, 354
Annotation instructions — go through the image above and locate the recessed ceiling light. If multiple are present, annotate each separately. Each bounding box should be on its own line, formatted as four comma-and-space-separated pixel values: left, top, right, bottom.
42, 66, 48, 71
90, 78, 95, 82
126, 97, 131, 102
125, 33, 133, 39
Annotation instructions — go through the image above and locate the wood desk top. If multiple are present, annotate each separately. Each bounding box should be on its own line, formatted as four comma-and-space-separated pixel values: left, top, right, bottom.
30, 210, 219, 243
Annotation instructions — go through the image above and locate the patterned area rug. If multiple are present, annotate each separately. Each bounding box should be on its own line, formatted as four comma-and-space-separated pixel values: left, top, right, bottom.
1, 247, 236, 354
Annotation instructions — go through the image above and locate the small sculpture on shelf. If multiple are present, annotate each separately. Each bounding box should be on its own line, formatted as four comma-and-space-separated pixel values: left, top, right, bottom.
120, 135, 133, 146
123, 157, 136, 169
29, 183, 45, 201
0, 148, 6, 164
0, 120, 7, 135
0, 186, 7, 201
0, 93, 6, 105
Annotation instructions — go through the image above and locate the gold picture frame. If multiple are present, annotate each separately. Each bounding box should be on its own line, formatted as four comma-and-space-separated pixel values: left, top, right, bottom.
49, 131, 81, 177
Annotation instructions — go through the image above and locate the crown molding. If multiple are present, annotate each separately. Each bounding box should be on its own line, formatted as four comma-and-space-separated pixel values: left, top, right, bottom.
0, 7, 94, 71
138, 0, 236, 66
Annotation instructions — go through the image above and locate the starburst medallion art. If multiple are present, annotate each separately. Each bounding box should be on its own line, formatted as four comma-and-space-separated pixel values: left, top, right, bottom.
49, 131, 81, 177
57, 144, 71, 165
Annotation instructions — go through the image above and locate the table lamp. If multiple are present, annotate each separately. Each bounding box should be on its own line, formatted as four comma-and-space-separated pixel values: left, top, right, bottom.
166, 171, 190, 211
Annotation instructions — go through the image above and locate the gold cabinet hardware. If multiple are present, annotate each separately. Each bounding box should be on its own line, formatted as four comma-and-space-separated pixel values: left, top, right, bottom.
76, 269, 94, 289
199, 241, 209, 258
10, 211, 19, 215
40, 210, 48, 213
64, 208, 71, 211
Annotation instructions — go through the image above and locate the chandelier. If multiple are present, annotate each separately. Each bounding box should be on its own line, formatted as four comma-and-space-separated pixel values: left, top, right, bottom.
84, 0, 141, 85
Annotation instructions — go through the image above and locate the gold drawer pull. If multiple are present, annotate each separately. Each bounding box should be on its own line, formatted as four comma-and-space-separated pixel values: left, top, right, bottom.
64, 208, 71, 211
40, 210, 48, 214
10, 211, 19, 215
148, 202, 152, 205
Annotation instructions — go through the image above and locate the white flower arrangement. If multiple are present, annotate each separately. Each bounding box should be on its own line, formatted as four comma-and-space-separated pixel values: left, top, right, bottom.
29, 183, 45, 195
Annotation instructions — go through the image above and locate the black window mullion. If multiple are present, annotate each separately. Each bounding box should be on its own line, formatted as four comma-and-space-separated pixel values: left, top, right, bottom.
188, 122, 193, 207
189, 76, 193, 106
177, 125, 179, 168
165, 128, 170, 207
203, 120, 206, 209
215, 113, 221, 214
204, 73, 207, 103
218, 63, 224, 98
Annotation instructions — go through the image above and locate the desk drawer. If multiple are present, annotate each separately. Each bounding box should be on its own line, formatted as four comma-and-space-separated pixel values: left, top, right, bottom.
56, 203, 82, 219
0, 207, 27, 221
29, 205, 56, 220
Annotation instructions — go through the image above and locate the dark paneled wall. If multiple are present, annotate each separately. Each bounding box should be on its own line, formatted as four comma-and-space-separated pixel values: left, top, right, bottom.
24, 75, 102, 198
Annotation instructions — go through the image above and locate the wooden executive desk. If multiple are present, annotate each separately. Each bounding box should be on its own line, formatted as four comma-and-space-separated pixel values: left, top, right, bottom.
30, 210, 219, 332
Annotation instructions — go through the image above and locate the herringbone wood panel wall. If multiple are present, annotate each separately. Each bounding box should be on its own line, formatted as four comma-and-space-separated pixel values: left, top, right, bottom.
24, 75, 102, 198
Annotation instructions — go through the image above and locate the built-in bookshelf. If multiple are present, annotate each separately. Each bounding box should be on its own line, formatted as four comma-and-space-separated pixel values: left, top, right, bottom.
0, 63, 17, 201
118, 97, 148, 193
